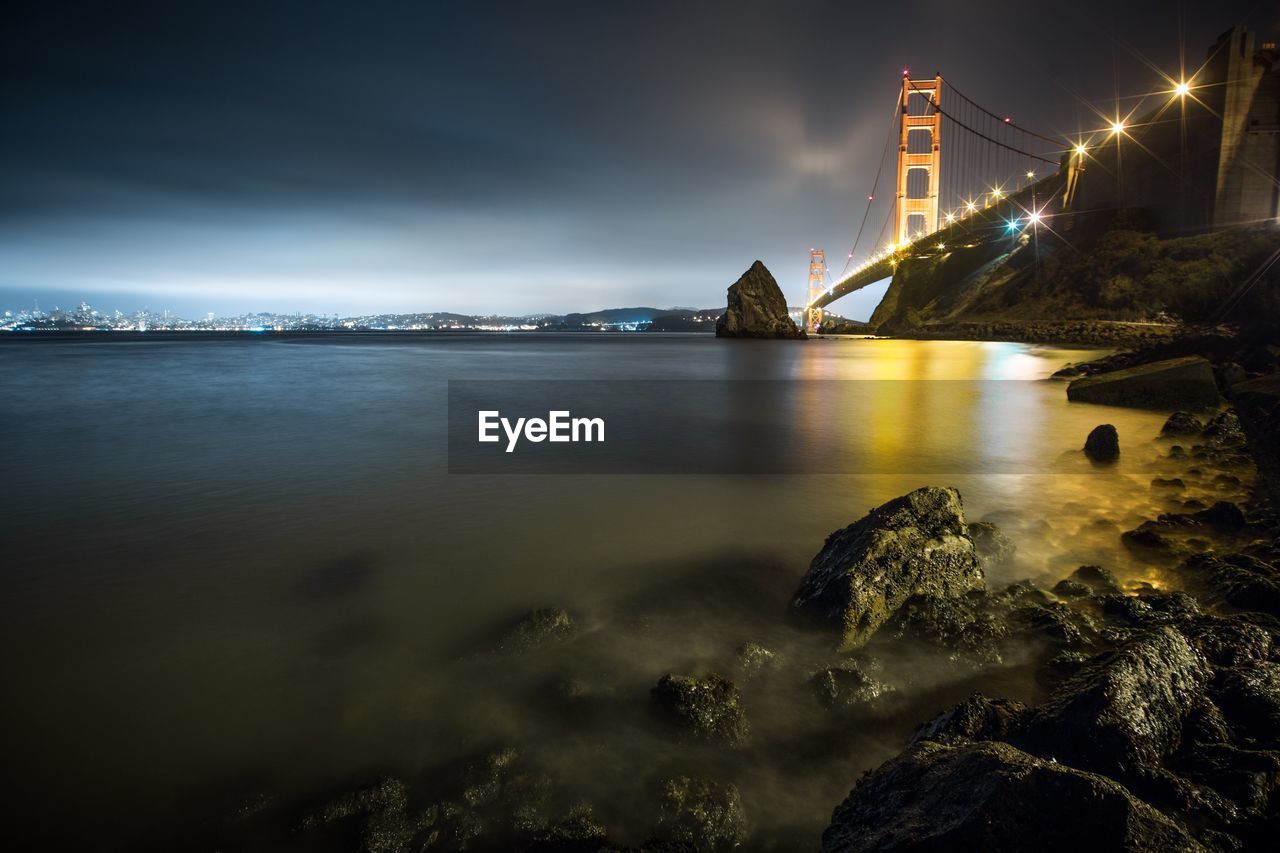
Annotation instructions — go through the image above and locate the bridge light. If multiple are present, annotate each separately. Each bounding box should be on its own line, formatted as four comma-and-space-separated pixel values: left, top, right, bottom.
1006, 218, 1021, 232
1110, 120, 1125, 135
966, 201, 977, 211
1174, 81, 1191, 98
936, 243, 945, 251
1026, 171, 1035, 179
1028, 211, 1042, 225
1074, 144, 1087, 157
944, 212, 955, 223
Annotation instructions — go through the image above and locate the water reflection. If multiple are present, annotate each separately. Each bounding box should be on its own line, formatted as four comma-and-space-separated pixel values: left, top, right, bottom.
0, 335, 1250, 850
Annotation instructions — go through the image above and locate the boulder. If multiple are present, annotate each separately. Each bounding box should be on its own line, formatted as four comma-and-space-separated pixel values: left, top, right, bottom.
653, 776, 746, 852
650, 674, 749, 747
736, 641, 784, 678
910, 693, 1030, 745
1025, 626, 1211, 780
1180, 553, 1280, 617
1162, 411, 1205, 436
496, 608, 574, 651
883, 593, 1008, 662
1066, 355, 1219, 410
967, 521, 1016, 569
1069, 564, 1122, 594
809, 663, 892, 709
1084, 424, 1120, 461
1202, 410, 1247, 448
820, 741, 1206, 853
792, 487, 983, 650
714, 260, 805, 339
1233, 375, 1280, 497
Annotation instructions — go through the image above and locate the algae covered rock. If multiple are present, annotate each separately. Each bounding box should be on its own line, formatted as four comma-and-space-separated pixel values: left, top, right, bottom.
653, 776, 747, 851
792, 487, 983, 650
650, 673, 749, 747
820, 740, 1206, 853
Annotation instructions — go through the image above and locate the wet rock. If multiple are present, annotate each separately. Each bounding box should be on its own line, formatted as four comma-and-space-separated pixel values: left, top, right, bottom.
1233, 374, 1280, 497
530, 804, 609, 851
1152, 477, 1186, 491
653, 776, 747, 852
1025, 626, 1211, 780
883, 593, 1007, 662
1181, 553, 1280, 617
910, 693, 1029, 745
1211, 663, 1280, 750
296, 777, 429, 853
809, 663, 892, 709
820, 740, 1205, 853
1066, 355, 1220, 410
967, 521, 1016, 569
299, 777, 410, 830
1038, 650, 1094, 689
1122, 525, 1178, 556
714, 260, 805, 339
1194, 501, 1247, 531
1084, 424, 1120, 462
792, 486, 983, 650
1202, 410, 1246, 448
1170, 445, 1189, 459
1218, 362, 1248, 387
498, 608, 574, 651
1052, 579, 1091, 598
1162, 411, 1205, 436
650, 674, 749, 747
1009, 601, 1098, 648
736, 641, 783, 678
1069, 565, 1121, 595
1177, 614, 1273, 668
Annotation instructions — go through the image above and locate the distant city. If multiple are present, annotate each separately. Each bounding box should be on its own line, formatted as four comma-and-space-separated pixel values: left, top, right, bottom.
0, 300, 735, 333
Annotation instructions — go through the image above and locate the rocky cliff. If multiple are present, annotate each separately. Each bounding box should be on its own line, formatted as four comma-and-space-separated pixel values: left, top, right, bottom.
868, 219, 1278, 336
715, 260, 805, 339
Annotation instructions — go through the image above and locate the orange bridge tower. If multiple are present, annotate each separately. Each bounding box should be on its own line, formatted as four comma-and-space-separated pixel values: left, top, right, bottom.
895, 74, 943, 245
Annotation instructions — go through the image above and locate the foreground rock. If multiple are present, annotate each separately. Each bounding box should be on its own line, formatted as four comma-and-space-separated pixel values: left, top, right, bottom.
653, 776, 746, 851
1025, 627, 1211, 781
792, 487, 983, 650
650, 674, 749, 747
1067, 355, 1219, 410
715, 260, 806, 339
820, 740, 1205, 852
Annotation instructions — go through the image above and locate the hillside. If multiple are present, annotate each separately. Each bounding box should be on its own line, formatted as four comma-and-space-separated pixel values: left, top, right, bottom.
869, 218, 1279, 336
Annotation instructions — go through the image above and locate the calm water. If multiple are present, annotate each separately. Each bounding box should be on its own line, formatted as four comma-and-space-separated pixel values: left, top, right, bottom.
0, 334, 1223, 849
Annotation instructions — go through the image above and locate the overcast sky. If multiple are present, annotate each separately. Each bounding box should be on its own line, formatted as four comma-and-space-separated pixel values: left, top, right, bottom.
1, 0, 1270, 318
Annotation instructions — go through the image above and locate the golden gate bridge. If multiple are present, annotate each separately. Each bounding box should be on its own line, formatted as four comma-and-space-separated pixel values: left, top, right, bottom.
803, 70, 1082, 332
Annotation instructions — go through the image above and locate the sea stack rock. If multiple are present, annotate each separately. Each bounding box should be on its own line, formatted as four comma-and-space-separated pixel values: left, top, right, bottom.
715, 260, 806, 339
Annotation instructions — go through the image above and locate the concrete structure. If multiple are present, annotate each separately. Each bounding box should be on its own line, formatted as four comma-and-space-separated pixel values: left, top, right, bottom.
1209, 28, 1280, 228
1072, 26, 1279, 233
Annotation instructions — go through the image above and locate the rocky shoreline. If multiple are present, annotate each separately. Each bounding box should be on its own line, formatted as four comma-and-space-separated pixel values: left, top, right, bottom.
209, 330, 1280, 853
882, 319, 1182, 347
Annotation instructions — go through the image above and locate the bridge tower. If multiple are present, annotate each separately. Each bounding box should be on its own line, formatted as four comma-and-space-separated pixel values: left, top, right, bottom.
805, 249, 826, 333
895, 75, 943, 245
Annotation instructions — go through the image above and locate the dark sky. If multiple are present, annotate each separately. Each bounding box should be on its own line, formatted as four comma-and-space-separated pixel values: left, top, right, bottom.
1, 0, 1271, 318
